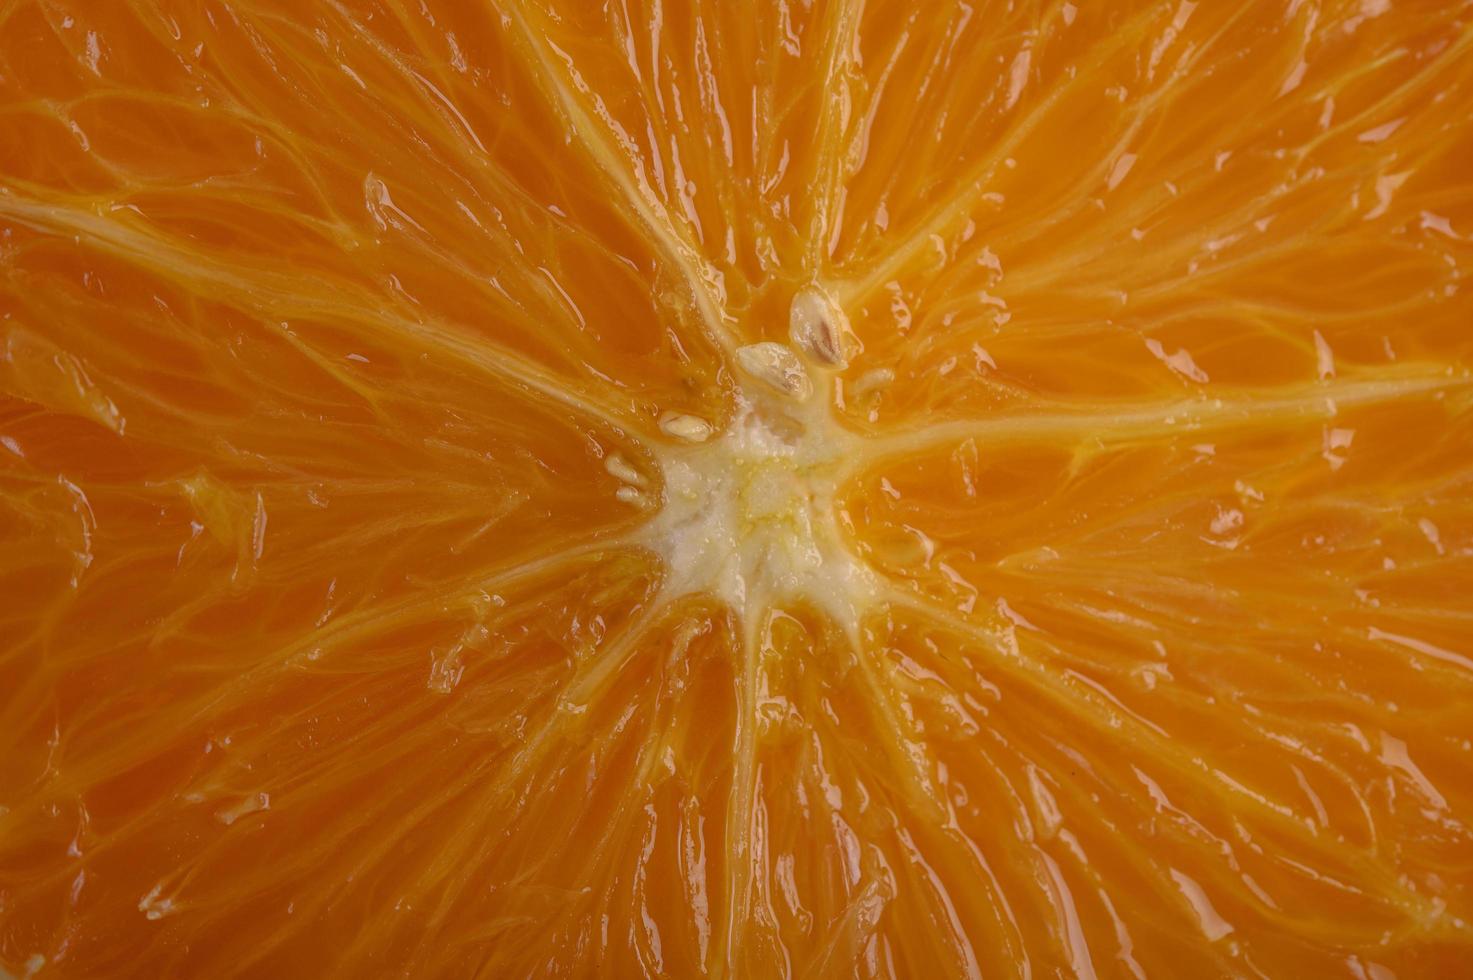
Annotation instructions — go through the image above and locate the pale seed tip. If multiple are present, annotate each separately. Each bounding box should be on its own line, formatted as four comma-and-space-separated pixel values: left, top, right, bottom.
735, 341, 812, 401
615, 485, 650, 506
658, 411, 714, 443
603, 452, 645, 487
789, 285, 858, 368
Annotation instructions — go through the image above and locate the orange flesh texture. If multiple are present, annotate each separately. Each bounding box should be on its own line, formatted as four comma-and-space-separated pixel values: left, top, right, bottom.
1, 1, 1472, 978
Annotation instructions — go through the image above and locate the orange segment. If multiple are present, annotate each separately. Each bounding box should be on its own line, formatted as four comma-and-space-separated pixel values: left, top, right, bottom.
3, 0, 1473, 977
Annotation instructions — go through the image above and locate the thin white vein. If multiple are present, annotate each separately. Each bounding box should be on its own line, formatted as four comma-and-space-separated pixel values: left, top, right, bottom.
805, 0, 866, 273
496, 0, 741, 357
12, 537, 639, 810
713, 608, 765, 980
876, 584, 1464, 929
857, 372, 1468, 468
389, 595, 674, 962
833, 2, 1170, 307
0, 187, 639, 433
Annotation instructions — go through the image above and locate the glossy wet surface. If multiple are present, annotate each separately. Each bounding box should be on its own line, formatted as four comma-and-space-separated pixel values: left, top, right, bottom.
2, 1, 1473, 977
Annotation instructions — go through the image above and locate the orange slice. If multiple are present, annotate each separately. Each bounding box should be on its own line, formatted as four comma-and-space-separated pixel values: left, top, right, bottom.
2, 1, 1472, 977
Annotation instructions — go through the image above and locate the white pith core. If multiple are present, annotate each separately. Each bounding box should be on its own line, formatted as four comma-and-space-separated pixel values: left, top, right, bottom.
637, 389, 879, 632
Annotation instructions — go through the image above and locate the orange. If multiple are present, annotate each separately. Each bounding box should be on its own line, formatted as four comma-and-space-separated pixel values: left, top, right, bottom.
2, 0, 1472, 976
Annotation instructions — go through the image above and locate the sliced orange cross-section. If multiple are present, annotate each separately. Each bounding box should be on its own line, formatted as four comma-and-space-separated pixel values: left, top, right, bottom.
2, 0, 1472, 977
